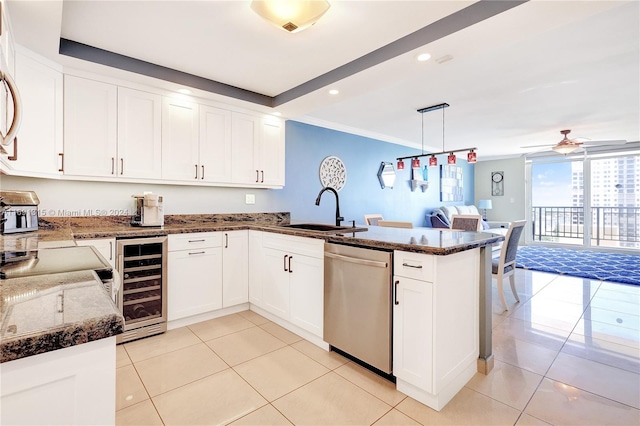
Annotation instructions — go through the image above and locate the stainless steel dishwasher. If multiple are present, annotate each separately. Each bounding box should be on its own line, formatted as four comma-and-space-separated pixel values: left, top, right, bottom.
324, 243, 393, 374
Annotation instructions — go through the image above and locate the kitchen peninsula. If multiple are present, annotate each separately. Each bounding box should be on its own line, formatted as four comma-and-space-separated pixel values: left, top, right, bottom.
1, 213, 503, 419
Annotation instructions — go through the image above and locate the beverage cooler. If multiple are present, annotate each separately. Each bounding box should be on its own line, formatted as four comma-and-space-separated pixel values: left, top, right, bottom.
116, 236, 167, 343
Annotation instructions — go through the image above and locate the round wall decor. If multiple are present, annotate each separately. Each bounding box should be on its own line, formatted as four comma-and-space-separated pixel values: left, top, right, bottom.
319, 156, 347, 191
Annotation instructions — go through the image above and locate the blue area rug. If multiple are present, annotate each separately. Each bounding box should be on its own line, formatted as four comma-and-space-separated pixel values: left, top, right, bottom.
515, 246, 640, 286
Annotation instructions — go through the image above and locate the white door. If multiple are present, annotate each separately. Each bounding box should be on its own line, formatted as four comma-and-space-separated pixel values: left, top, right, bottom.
289, 254, 323, 337
231, 112, 260, 185
260, 118, 285, 186
11, 51, 63, 175
167, 247, 222, 321
248, 230, 263, 307
199, 105, 232, 183
393, 276, 433, 392
222, 230, 249, 307
261, 247, 289, 319
161, 97, 199, 181
63, 75, 117, 177
117, 87, 162, 178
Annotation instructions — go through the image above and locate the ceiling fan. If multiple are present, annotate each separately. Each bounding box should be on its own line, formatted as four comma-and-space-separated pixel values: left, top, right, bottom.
521, 129, 627, 155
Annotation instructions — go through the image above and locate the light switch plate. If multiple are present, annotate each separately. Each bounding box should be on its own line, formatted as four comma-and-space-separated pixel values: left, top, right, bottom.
245, 194, 255, 204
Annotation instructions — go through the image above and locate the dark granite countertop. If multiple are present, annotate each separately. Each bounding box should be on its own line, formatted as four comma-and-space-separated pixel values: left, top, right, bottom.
0, 270, 124, 363
0, 212, 503, 363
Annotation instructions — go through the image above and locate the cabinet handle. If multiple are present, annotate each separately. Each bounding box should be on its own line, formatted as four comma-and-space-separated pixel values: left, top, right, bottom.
109, 241, 113, 261
255, 170, 260, 183
111, 157, 115, 175
57, 294, 64, 313
188, 239, 205, 243
224, 233, 228, 248
194, 164, 198, 179
261, 170, 264, 183
6, 137, 17, 161
188, 251, 206, 255
394, 280, 400, 305
58, 152, 64, 172
402, 262, 423, 269
288, 255, 293, 274
201, 165, 205, 180
120, 158, 124, 175
283, 254, 288, 272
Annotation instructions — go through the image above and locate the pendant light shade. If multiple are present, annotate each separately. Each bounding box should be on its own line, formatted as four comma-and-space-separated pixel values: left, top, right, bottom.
467, 150, 477, 163
251, 0, 331, 33
447, 153, 457, 164
429, 155, 438, 167
411, 158, 420, 169
397, 159, 405, 170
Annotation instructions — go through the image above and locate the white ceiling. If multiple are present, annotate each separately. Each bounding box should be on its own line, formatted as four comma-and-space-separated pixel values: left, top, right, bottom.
7, 0, 640, 160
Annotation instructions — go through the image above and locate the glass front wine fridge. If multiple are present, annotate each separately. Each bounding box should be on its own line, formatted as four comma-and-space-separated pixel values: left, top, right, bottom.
116, 236, 167, 343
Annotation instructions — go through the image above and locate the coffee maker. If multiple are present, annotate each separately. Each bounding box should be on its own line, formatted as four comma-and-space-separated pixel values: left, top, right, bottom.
131, 193, 164, 227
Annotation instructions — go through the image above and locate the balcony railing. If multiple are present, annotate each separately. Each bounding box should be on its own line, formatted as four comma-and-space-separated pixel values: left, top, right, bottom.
531, 206, 640, 249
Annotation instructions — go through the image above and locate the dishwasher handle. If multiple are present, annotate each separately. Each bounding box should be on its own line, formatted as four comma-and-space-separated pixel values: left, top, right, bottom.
325, 251, 388, 268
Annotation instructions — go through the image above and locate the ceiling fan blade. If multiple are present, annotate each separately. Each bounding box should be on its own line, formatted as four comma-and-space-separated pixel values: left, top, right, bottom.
580, 139, 627, 146
520, 143, 554, 149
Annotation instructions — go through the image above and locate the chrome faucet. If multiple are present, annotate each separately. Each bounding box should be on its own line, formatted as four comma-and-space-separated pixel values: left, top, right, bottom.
315, 187, 344, 226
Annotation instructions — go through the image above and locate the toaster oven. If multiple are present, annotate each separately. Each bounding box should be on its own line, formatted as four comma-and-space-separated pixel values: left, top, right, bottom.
0, 190, 40, 234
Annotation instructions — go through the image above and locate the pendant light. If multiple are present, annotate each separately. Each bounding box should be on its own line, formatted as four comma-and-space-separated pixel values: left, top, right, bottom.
395, 103, 478, 169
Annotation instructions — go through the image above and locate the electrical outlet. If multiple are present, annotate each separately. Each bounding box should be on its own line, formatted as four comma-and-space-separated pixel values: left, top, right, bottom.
245, 194, 255, 205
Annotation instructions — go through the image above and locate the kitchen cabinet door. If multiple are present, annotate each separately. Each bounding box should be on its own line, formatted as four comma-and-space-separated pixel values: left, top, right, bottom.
222, 230, 248, 307
231, 112, 260, 185
117, 87, 162, 178
161, 96, 199, 181
288, 253, 323, 337
75, 238, 116, 268
260, 118, 285, 186
248, 230, 263, 307
393, 276, 433, 392
5, 50, 62, 175
261, 247, 289, 318
167, 247, 222, 321
63, 75, 117, 177
199, 105, 232, 183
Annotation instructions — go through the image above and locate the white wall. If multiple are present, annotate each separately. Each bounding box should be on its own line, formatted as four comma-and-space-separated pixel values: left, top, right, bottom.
474, 157, 527, 222
0, 176, 282, 217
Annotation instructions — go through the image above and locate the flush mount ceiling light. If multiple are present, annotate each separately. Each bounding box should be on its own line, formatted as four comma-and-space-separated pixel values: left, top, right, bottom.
251, 0, 331, 33
552, 129, 583, 155
417, 53, 431, 62
396, 103, 477, 170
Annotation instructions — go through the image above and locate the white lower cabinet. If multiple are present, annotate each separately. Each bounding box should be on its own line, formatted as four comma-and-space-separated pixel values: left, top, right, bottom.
222, 230, 249, 308
75, 237, 116, 268
393, 248, 480, 411
260, 233, 324, 337
0, 337, 116, 426
248, 230, 264, 307
167, 233, 223, 321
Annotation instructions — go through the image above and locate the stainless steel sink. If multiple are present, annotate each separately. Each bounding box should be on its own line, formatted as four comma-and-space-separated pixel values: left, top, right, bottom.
281, 223, 367, 233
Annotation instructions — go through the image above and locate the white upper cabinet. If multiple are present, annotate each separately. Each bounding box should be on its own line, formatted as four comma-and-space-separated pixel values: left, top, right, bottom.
63, 75, 118, 177
199, 105, 232, 183
4, 49, 63, 175
161, 96, 199, 181
117, 87, 162, 178
260, 118, 285, 186
231, 113, 284, 187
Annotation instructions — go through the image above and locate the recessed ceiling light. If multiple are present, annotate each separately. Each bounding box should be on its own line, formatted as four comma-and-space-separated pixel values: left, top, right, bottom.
178, 89, 191, 94
329, 89, 339, 95
417, 53, 431, 62
272, 111, 282, 116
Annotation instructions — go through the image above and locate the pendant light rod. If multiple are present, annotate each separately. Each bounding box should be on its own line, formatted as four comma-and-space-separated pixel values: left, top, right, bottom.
417, 103, 450, 114
396, 147, 477, 162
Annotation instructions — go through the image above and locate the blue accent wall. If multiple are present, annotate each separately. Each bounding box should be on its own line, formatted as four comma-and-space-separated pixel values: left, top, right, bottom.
270, 121, 475, 226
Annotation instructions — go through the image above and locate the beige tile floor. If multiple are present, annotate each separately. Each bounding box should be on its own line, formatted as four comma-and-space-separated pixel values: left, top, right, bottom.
116, 269, 640, 425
